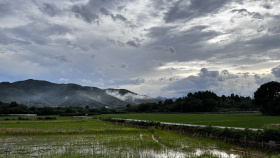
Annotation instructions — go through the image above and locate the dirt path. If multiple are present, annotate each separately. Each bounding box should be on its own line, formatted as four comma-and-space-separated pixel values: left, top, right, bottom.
151, 132, 166, 148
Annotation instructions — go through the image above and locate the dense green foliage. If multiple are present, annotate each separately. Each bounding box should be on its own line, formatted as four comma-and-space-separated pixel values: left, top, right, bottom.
101, 113, 280, 129
254, 81, 280, 115
125, 91, 256, 113
0, 101, 116, 115
0, 101, 29, 114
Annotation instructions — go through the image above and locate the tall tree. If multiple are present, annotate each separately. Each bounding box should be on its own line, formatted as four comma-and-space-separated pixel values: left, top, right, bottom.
254, 81, 280, 115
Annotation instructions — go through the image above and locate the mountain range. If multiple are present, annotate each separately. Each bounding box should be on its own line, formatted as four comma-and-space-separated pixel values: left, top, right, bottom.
0, 79, 161, 107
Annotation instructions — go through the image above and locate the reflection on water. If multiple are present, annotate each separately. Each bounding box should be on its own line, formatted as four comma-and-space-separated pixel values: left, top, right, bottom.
0, 136, 261, 158
139, 148, 243, 158
195, 149, 239, 158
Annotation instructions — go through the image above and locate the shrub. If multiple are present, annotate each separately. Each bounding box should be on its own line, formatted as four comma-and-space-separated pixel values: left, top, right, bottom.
18, 117, 29, 120
44, 117, 57, 120
37, 117, 44, 120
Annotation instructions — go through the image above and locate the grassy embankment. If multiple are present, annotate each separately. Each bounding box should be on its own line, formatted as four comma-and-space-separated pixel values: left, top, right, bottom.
0, 115, 271, 157
101, 113, 280, 129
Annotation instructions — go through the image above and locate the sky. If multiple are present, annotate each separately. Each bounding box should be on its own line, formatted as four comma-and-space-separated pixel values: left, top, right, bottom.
0, 0, 280, 98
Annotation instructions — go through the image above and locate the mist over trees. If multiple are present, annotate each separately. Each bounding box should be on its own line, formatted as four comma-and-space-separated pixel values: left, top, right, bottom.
0, 91, 256, 116
126, 91, 256, 113
2, 81, 280, 115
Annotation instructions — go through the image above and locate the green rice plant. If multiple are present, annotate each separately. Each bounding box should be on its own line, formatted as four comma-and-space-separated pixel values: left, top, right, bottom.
101, 113, 280, 129
0, 117, 273, 157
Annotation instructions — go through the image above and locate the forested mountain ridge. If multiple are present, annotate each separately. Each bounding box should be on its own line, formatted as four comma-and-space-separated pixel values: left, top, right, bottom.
0, 79, 160, 107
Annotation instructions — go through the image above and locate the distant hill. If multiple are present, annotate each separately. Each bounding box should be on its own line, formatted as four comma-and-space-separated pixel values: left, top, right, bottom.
0, 79, 161, 107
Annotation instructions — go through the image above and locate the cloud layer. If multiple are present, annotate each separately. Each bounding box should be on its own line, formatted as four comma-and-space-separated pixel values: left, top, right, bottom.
1, 0, 280, 98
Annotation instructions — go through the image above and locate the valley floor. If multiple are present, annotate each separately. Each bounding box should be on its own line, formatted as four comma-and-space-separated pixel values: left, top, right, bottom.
0, 115, 278, 157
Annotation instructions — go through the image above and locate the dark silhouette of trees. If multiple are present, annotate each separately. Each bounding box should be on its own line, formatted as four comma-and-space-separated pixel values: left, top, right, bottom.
0, 101, 29, 114
124, 91, 256, 113
254, 81, 280, 115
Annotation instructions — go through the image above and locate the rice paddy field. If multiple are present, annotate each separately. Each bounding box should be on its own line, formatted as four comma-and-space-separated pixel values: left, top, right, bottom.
0, 115, 277, 157
101, 113, 280, 129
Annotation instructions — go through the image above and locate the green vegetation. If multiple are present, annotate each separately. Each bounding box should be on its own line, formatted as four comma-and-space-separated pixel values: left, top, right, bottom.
1, 81, 280, 156
0, 115, 72, 121
254, 81, 280, 115
2, 81, 280, 116
0, 116, 261, 157
124, 91, 256, 113
0, 101, 115, 115
101, 117, 280, 155
0, 116, 132, 135
101, 113, 280, 129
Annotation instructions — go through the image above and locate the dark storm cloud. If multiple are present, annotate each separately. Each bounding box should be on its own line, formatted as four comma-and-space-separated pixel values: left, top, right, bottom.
121, 78, 146, 85
66, 41, 89, 52
147, 25, 215, 43
71, 0, 129, 24
99, 7, 111, 15
254, 74, 270, 85
147, 25, 218, 60
10, 24, 47, 45
55, 55, 69, 63
147, 26, 177, 39
41, 3, 59, 17
168, 46, 176, 54
219, 70, 239, 81
231, 9, 264, 20
151, 45, 176, 55
164, 0, 229, 23
262, 3, 273, 9
268, 26, 280, 34
107, 38, 141, 48
199, 68, 219, 78
100, 7, 127, 22
72, 5, 99, 24
159, 76, 180, 82
9, 23, 72, 45
2, 0, 280, 98
108, 77, 145, 86
126, 40, 140, 47
0, 30, 30, 45
112, 14, 127, 22
86, 0, 136, 9
163, 69, 220, 94
272, 65, 280, 78
120, 63, 128, 69
0, 2, 12, 17
163, 68, 241, 96
43, 24, 72, 36
107, 38, 126, 47
245, 34, 280, 51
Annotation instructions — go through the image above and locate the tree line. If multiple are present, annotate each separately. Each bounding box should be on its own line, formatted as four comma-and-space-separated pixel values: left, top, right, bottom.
0, 101, 111, 116
125, 91, 257, 113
